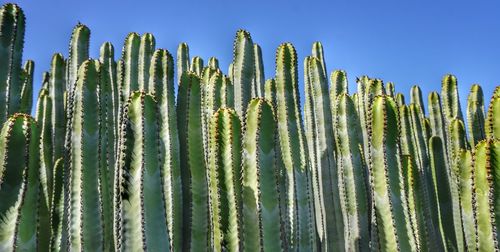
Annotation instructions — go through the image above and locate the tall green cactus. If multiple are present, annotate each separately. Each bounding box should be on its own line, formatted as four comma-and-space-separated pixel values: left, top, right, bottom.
305, 56, 339, 250
49, 53, 66, 162
386, 82, 395, 97
19, 60, 34, 114
486, 89, 500, 139
467, 84, 486, 146
312, 42, 327, 78
67, 23, 90, 95
241, 98, 285, 251
190, 56, 204, 76
121, 32, 140, 101
472, 139, 500, 251
177, 71, 209, 251
336, 94, 370, 251
370, 95, 415, 251
455, 149, 475, 251
149, 48, 183, 251
410, 85, 425, 116
0, 4, 25, 123
232, 30, 254, 116
428, 136, 459, 251
50, 158, 65, 252
275, 43, 317, 250
330, 70, 348, 122
253, 44, 265, 98
0, 114, 42, 251
114, 91, 170, 251
66, 59, 103, 251
98, 42, 118, 252
138, 33, 155, 91
177, 42, 190, 85
208, 108, 242, 252
441, 74, 463, 122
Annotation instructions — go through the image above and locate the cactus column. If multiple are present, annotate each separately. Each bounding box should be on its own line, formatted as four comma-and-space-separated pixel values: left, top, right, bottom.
114, 91, 170, 251
241, 98, 284, 251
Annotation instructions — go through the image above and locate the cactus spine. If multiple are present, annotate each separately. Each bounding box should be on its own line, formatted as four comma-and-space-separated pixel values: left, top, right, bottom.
241, 98, 284, 251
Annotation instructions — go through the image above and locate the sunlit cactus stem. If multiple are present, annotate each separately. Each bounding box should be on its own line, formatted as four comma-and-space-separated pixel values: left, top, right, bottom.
336, 94, 369, 251
472, 139, 500, 251
149, 48, 183, 251
50, 158, 65, 252
208, 108, 242, 252
114, 91, 171, 251
66, 23, 90, 97
49, 53, 67, 162
241, 98, 285, 251
0, 4, 25, 123
66, 59, 103, 251
467, 84, 486, 146
252, 44, 265, 97
190, 56, 204, 76
121, 32, 140, 101
19, 60, 34, 114
177, 72, 209, 251
455, 149, 476, 251
177, 43, 190, 85
275, 43, 317, 250
486, 90, 500, 139
370, 95, 416, 251
0, 114, 42, 251
232, 29, 254, 116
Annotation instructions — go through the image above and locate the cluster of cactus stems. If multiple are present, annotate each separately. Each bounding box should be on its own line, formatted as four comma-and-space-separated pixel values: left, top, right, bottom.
1, 3, 500, 252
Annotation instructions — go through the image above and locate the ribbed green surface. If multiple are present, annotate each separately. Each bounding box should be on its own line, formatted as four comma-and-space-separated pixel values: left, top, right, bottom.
208, 108, 242, 251
241, 98, 284, 251
0, 114, 40, 251
115, 92, 170, 251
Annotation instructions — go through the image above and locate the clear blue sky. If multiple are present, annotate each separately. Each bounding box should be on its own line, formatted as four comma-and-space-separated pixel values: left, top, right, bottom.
13, 0, 500, 115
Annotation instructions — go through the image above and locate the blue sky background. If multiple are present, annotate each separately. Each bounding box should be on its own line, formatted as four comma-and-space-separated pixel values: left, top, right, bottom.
13, 0, 500, 116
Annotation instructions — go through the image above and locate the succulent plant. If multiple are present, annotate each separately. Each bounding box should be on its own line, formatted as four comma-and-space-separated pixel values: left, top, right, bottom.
0, 5, 499, 251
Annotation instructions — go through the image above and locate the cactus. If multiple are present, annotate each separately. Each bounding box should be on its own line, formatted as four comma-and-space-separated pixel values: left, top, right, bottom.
177, 71, 209, 251
330, 70, 348, 121
114, 91, 170, 251
241, 98, 284, 251
386, 82, 395, 97
467, 84, 486, 146
149, 48, 183, 251
275, 43, 317, 250
410, 85, 426, 116
98, 42, 118, 252
50, 158, 65, 252
121, 32, 140, 101
190, 56, 204, 76
455, 149, 476, 251
208, 57, 219, 69
395, 93, 405, 107
19, 60, 34, 114
0, 114, 42, 251
49, 53, 67, 161
472, 139, 500, 251
264, 78, 276, 106
486, 89, 500, 139
66, 59, 103, 251
177, 42, 190, 85
208, 108, 242, 251
67, 23, 90, 95
0, 4, 25, 123
441, 74, 463, 122
138, 33, 155, 91
252, 44, 265, 98
428, 136, 460, 251
336, 94, 370, 251
305, 56, 339, 249
370, 95, 416, 251
312, 42, 327, 78
232, 30, 254, 116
